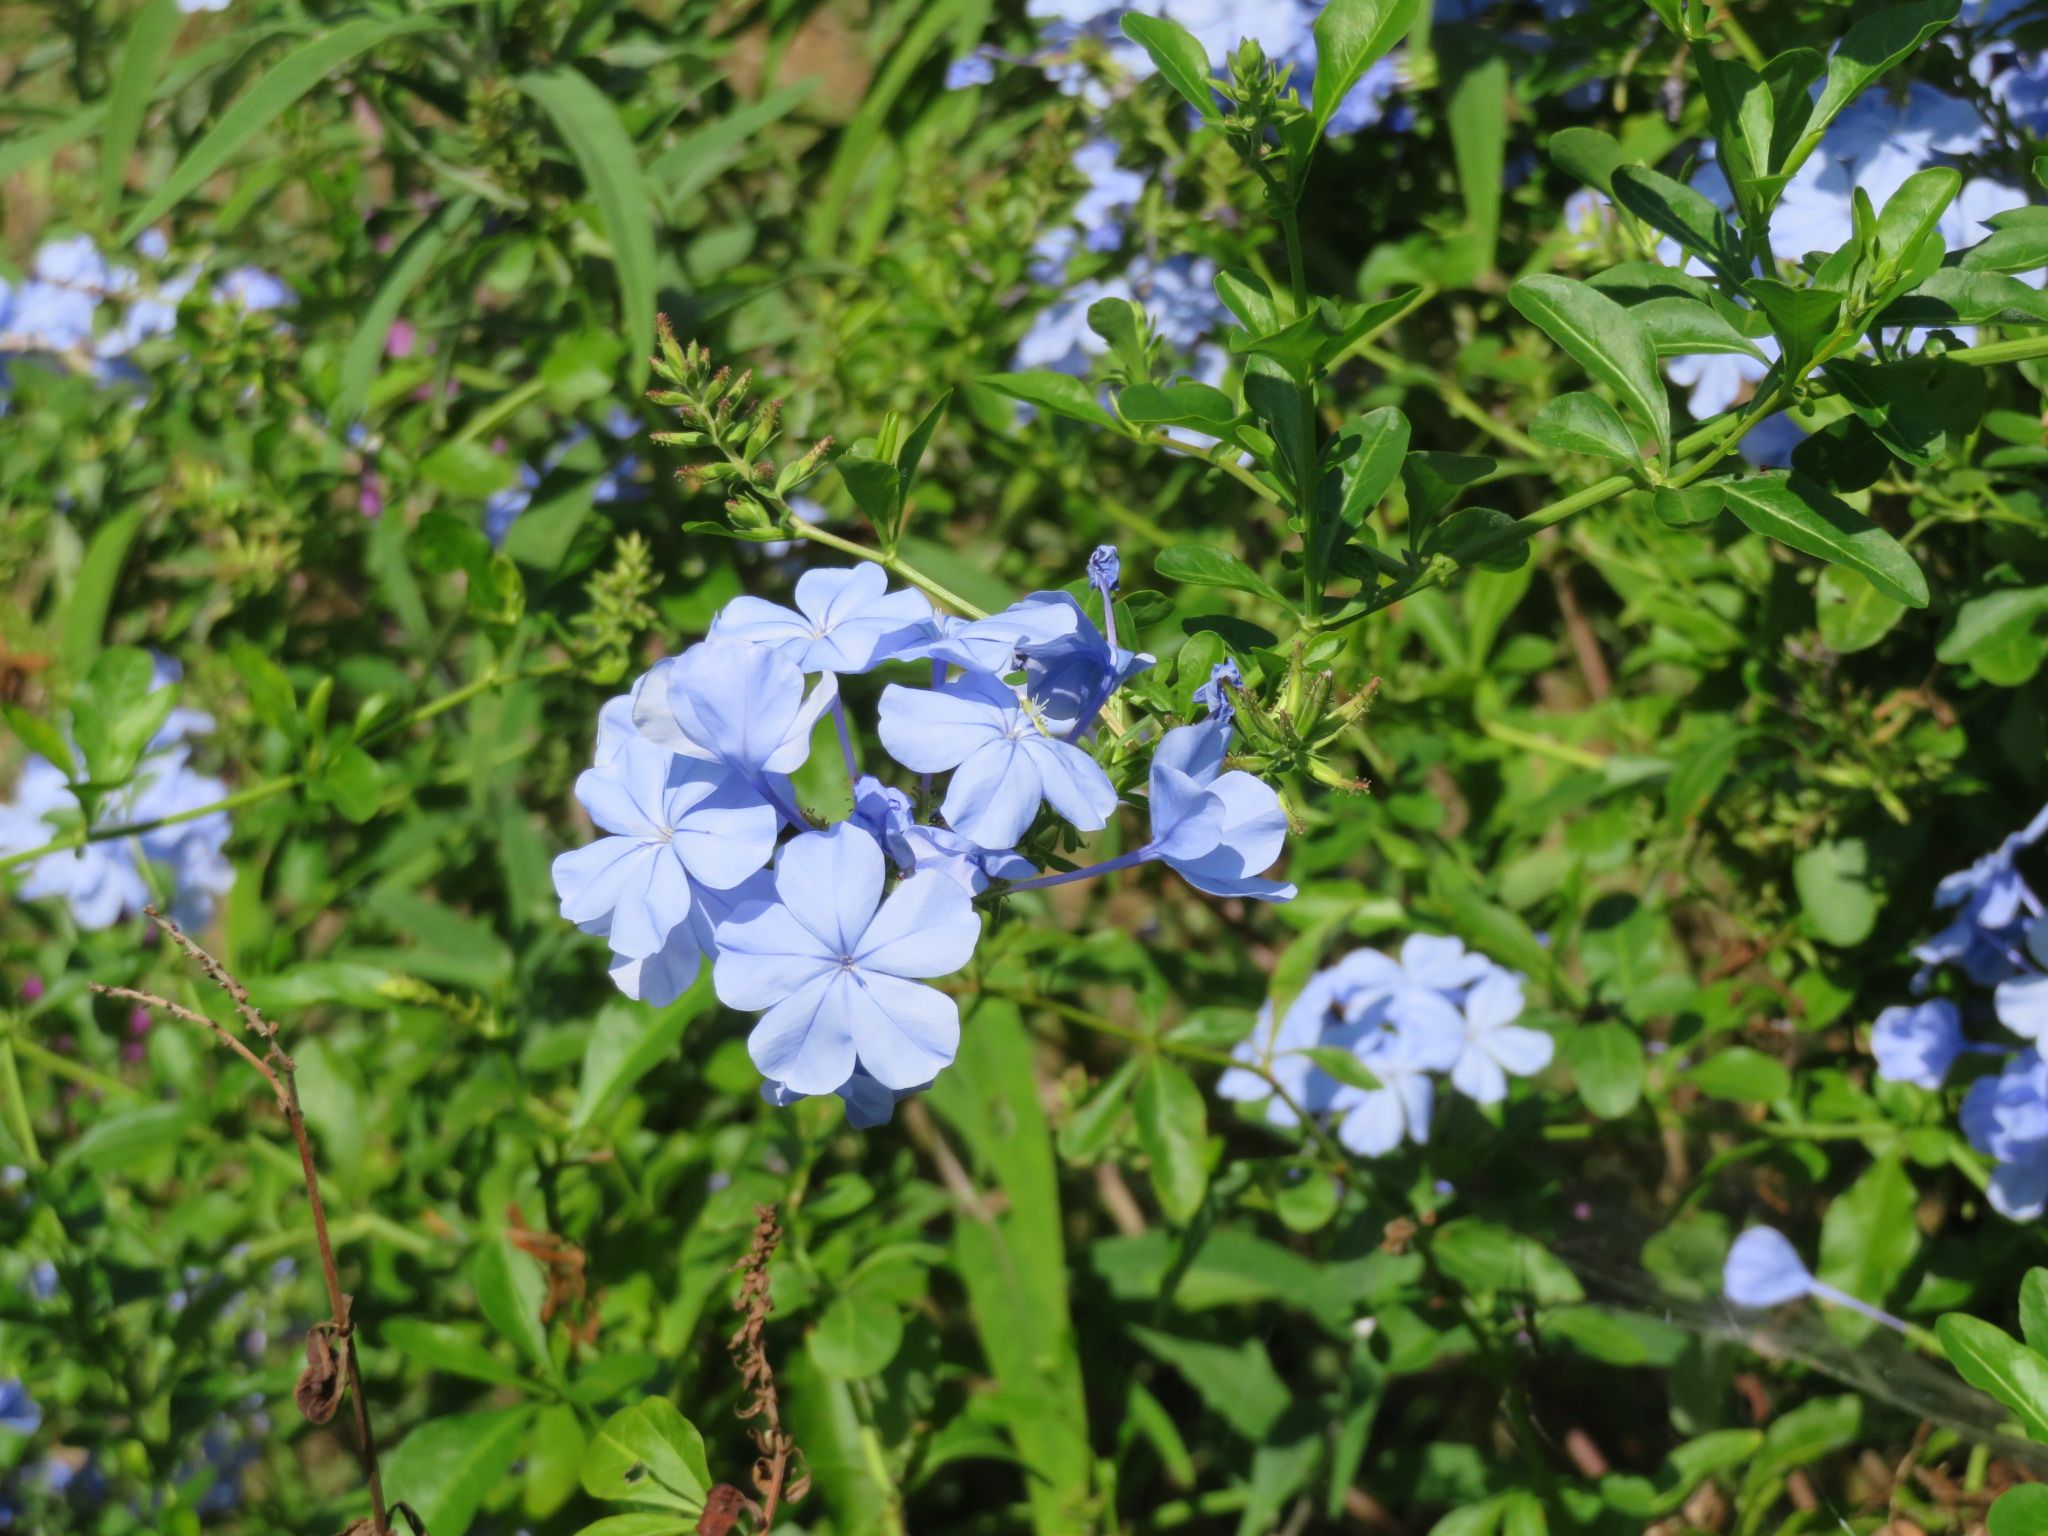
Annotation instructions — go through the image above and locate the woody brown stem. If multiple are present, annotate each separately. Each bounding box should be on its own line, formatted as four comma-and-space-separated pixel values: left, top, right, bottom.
98, 907, 391, 1536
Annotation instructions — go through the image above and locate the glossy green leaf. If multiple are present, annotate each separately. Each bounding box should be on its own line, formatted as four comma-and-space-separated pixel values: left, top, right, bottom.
1509, 274, 1671, 456
1718, 473, 1928, 608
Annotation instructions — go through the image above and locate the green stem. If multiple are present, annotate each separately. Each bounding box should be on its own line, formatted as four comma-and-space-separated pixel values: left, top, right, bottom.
0, 1034, 42, 1170
1278, 209, 1326, 629
786, 514, 987, 619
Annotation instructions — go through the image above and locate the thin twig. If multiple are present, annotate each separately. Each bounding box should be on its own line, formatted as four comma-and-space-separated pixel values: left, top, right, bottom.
103, 907, 391, 1536
727, 1205, 808, 1530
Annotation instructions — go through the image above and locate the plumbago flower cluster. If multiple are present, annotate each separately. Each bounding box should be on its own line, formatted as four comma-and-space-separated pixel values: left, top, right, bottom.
552, 553, 1294, 1122
1868, 806, 2048, 1218
1217, 934, 1554, 1153
0, 658, 233, 932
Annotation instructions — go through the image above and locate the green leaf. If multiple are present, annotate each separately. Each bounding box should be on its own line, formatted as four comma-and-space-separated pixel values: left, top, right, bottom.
1653, 484, 1726, 530
1631, 296, 1768, 360
1745, 277, 1841, 379
1748, 1395, 1862, 1486
573, 986, 712, 1133
1214, 267, 1284, 334
63, 1103, 189, 1173
1804, 2, 1960, 148
1686, 1047, 1791, 1104
1875, 167, 1961, 270
581, 1398, 712, 1513
1992, 1486, 2048, 1536
1333, 407, 1411, 530
1957, 207, 2048, 274
61, 505, 148, 671
648, 78, 816, 211
1508, 274, 1670, 456
1129, 1327, 1289, 1440
1311, 0, 1422, 133
2020, 1269, 2048, 1358
1816, 1156, 1918, 1339
1881, 267, 2048, 327
1134, 1058, 1208, 1224
1298, 1046, 1383, 1092
1938, 1314, 2048, 1441
1610, 164, 1746, 281
1717, 473, 1928, 609
1792, 417, 1893, 495
1087, 297, 1151, 378
336, 198, 476, 421
1432, 1219, 1584, 1304
384, 1408, 533, 1536
1821, 354, 1985, 466
381, 1318, 536, 1393
314, 743, 383, 824
99, 0, 182, 214
1815, 567, 1906, 654
1155, 544, 1292, 608
1563, 1023, 1645, 1119
1120, 13, 1220, 122
519, 69, 659, 388
1547, 126, 1623, 194
120, 17, 436, 241
810, 1290, 906, 1379
472, 1240, 559, 1385
1530, 392, 1639, 463
1118, 381, 1239, 436
1444, 41, 1507, 276
981, 370, 1119, 432
1794, 837, 1880, 947
4, 707, 76, 781
1939, 587, 2048, 666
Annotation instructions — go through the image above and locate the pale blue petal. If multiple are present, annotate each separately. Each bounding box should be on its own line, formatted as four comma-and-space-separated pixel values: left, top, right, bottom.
713, 900, 837, 1010
1997, 974, 2048, 1040
857, 869, 981, 978
1450, 1046, 1509, 1105
665, 762, 779, 889
776, 823, 886, 956
608, 842, 693, 959
850, 972, 961, 1089
1023, 735, 1117, 832
1723, 1226, 1814, 1306
877, 674, 1010, 772
942, 739, 1041, 848
553, 837, 647, 926
1336, 1088, 1406, 1155
747, 972, 859, 1096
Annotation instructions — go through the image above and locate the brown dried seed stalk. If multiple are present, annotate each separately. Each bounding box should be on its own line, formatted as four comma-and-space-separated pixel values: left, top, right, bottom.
727, 1205, 810, 1529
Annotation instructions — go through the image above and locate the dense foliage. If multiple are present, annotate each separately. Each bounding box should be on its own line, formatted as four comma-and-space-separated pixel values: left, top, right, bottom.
12, 0, 2048, 1531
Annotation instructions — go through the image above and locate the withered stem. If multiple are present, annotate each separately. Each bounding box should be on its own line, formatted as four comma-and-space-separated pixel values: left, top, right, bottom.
93, 907, 391, 1535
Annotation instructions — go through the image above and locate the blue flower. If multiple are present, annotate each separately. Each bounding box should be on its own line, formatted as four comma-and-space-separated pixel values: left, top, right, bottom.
850, 776, 1034, 894
1446, 970, 1552, 1105
945, 51, 998, 88
1140, 718, 1293, 901
763, 1064, 921, 1127
1330, 1019, 1457, 1155
213, 266, 292, 313
1959, 1049, 2048, 1218
908, 595, 1085, 675
1723, 1226, 1813, 1307
1069, 139, 1148, 251
1015, 592, 1153, 736
1193, 658, 1242, 721
0, 1379, 40, 1436
1872, 1000, 1968, 1088
1087, 543, 1120, 595
1917, 803, 2048, 985
877, 669, 1118, 848
653, 640, 840, 817
712, 564, 935, 674
551, 736, 780, 963
714, 824, 982, 1095
1327, 933, 1497, 1041
607, 870, 775, 1007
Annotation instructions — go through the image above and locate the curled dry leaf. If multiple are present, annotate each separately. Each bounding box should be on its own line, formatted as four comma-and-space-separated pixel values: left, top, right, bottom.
296, 1324, 346, 1425
697, 1483, 759, 1536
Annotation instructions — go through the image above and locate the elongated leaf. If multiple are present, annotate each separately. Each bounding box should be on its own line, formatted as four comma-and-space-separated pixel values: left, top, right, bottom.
1548, 126, 1623, 194
1882, 267, 2048, 326
1509, 274, 1670, 455
120, 16, 436, 241
1444, 42, 1507, 276
1939, 1313, 2048, 1441
1718, 473, 1928, 608
1134, 1059, 1208, 1224
1631, 296, 1767, 359
1806, 2, 1959, 147
1311, 0, 1423, 134
1120, 14, 1219, 122
1531, 392, 1639, 463
1334, 406, 1410, 529
100, 0, 182, 214
335, 196, 476, 421
1156, 544, 1292, 608
572, 985, 712, 1133
648, 78, 816, 210
1118, 381, 1239, 434
1746, 277, 1841, 377
1611, 164, 1745, 281
472, 1240, 559, 1385
981, 370, 1119, 432
62, 505, 149, 671
384, 1408, 534, 1536
520, 69, 658, 388
1938, 587, 2048, 665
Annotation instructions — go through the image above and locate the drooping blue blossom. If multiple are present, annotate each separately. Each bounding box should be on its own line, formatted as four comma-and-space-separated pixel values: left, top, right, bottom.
1872, 999, 1970, 1088
1194, 657, 1243, 721
1722, 1225, 1912, 1331
1087, 543, 1120, 596
1918, 803, 2048, 985
712, 564, 935, 673
1722, 1226, 1815, 1307
550, 736, 780, 965
713, 823, 982, 1095
0, 661, 234, 931
0, 1381, 39, 1436
1014, 591, 1154, 736
945, 50, 999, 88
877, 668, 1119, 848
1139, 716, 1294, 900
